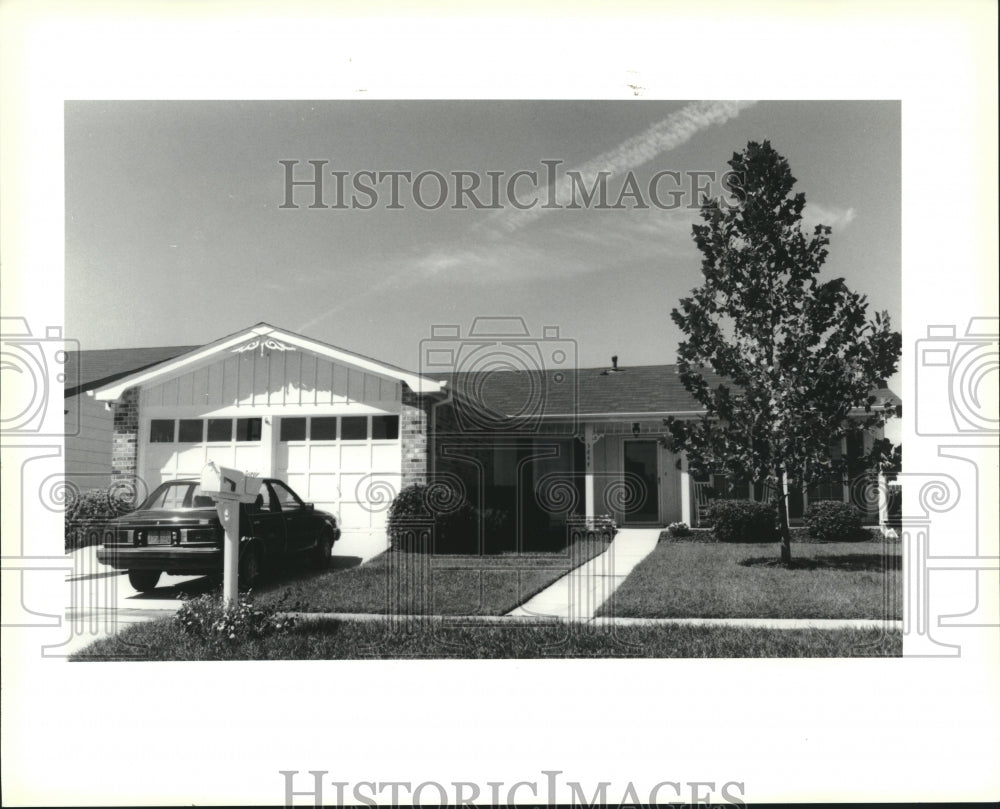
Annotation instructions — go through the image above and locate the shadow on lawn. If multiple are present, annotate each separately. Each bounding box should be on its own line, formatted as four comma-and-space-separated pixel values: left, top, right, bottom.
739, 553, 901, 572
272, 554, 364, 583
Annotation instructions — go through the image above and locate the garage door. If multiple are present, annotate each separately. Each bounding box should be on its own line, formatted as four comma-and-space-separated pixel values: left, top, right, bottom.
274, 414, 401, 532
142, 416, 265, 495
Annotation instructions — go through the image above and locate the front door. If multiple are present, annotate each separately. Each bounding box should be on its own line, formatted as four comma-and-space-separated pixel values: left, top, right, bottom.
623, 440, 659, 523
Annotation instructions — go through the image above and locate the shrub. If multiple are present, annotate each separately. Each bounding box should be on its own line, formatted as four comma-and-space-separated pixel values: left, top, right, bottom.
804, 501, 866, 542
436, 501, 480, 553
709, 500, 779, 543
65, 487, 135, 551
175, 593, 294, 651
667, 521, 692, 538
482, 507, 514, 551
387, 483, 479, 553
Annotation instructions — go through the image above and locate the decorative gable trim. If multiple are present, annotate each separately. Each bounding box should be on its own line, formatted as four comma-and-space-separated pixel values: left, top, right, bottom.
93, 322, 444, 400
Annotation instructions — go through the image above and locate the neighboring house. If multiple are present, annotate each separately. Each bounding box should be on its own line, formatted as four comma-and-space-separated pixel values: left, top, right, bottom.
67, 322, 900, 556
64, 344, 199, 494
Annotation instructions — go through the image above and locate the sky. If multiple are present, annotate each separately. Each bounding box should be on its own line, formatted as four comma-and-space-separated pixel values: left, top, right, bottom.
65, 100, 900, 376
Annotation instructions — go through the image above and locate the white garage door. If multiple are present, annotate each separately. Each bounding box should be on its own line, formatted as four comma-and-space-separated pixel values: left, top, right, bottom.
142, 416, 265, 495
274, 414, 401, 532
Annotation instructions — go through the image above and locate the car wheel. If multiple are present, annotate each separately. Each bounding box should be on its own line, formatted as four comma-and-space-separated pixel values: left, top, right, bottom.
128, 570, 161, 592
314, 528, 334, 569
239, 544, 261, 589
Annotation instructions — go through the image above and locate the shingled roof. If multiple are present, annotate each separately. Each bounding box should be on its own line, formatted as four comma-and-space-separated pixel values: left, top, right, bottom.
437, 364, 901, 418
64, 342, 901, 418
64, 345, 200, 397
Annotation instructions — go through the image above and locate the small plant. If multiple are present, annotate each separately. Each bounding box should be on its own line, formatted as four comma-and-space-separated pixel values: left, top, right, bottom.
804, 501, 866, 542
175, 593, 294, 649
667, 521, 692, 538
709, 500, 779, 543
568, 514, 617, 542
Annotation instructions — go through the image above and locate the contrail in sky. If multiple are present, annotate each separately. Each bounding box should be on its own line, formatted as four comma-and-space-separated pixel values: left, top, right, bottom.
491, 99, 757, 233
298, 99, 756, 332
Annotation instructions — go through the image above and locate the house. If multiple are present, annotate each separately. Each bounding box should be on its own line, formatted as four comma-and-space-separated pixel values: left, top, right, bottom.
67, 322, 900, 556
64, 343, 200, 494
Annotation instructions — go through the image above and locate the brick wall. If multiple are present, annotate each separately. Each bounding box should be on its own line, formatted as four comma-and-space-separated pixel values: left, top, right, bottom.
111, 387, 139, 483
400, 384, 431, 488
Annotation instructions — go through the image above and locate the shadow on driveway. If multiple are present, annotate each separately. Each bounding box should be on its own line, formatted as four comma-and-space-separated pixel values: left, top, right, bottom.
124, 556, 364, 600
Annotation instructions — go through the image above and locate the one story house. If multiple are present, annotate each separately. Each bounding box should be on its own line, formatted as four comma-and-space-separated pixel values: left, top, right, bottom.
67, 322, 900, 556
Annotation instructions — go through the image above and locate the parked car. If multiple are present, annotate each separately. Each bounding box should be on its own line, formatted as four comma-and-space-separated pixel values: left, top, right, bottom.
97, 477, 340, 592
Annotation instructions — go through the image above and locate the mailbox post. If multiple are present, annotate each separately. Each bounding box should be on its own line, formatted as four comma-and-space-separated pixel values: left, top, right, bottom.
200, 461, 260, 605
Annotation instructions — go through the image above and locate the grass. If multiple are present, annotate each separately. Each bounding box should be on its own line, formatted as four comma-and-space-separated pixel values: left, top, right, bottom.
597, 538, 900, 620
251, 538, 607, 616
71, 616, 901, 660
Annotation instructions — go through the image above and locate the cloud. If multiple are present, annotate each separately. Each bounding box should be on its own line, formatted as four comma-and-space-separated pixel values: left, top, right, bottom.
803, 202, 856, 231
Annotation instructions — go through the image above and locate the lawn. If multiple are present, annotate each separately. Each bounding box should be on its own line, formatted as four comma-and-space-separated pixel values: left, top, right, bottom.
71, 616, 900, 660
596, 538, 901, 620
252, 538, 607, 616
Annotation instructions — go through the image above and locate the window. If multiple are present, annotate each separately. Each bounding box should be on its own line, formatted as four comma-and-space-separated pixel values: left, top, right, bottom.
341, 416, 367, 440
177, 419, 204, 442
236, 417, 262, 441
254, 482, 278, 512
280, 417, 306, 441
149, 419, 175, 443
207, 419, 232, 441
372, 415, 399, 439
142, 481, 196, 509
310, 417, 338, 440
270, 480, 304, 510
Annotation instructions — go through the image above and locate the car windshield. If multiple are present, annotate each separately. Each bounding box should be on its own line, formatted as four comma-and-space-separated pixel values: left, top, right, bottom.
139, 481, 214, 510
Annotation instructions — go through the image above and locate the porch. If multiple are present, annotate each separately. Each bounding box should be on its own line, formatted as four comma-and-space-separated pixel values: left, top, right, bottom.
432, 418, 686, 549
687, 474, 898, 529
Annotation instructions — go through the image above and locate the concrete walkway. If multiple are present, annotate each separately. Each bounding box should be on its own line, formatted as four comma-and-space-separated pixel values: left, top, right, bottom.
505, 528, 661, 620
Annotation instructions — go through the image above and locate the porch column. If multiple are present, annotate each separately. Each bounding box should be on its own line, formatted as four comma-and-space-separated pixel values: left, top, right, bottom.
584, 422, 596, 520
878, 471, 889, 527
680, 452, 692, 526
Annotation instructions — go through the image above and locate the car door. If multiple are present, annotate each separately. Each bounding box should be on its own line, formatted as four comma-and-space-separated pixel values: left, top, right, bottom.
246, 481, 287, 560
268, 480, 313, 554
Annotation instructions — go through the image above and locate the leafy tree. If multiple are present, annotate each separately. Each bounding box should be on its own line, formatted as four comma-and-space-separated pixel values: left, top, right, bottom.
665, 140, 901, 564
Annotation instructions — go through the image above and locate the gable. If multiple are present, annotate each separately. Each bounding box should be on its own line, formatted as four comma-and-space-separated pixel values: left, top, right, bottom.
93, 322, 444, 401
141, 345, 403, 411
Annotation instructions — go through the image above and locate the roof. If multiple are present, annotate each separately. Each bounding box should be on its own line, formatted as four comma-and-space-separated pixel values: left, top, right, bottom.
436, 364, 901, 418
64, 345, 200, 397
90, 322, 446, 400
66, 325, 901, 418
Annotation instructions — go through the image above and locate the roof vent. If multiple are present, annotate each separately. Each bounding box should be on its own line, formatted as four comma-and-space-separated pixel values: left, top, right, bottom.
600, 355, 623, 375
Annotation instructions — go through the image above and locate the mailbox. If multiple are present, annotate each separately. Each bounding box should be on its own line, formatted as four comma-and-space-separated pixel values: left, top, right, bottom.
200, 461, 259, 504
200, 461, 261, 604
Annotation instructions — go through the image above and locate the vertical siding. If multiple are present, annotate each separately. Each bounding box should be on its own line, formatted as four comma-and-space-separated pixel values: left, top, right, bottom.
142, 352, 401, 409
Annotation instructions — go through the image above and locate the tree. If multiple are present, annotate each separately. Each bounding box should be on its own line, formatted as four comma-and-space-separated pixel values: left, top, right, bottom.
664, 140, 901, 564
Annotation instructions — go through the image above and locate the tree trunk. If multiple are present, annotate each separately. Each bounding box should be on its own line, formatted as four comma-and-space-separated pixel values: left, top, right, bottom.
775, 476, 793, 565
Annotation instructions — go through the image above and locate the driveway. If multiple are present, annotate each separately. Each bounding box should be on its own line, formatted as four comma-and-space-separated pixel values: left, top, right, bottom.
59, 545, 214, 656
60, 535, 382, 656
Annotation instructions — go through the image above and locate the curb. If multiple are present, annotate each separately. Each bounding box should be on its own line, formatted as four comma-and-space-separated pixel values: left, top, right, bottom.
279, 611, 902, 630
